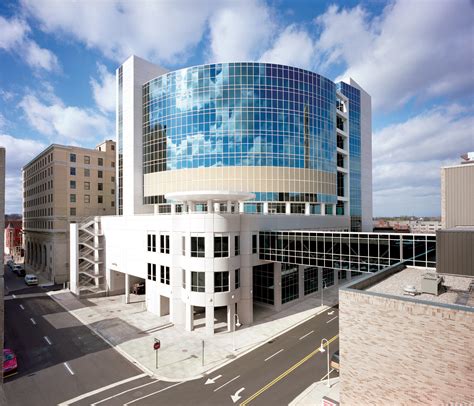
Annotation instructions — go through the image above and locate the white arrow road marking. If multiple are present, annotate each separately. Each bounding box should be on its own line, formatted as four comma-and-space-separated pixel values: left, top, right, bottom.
327, 310, 334, 315
213, 375, 240, 392
19, 304, 24, 310
205, 374, 222, 385
326, 316, 338, 324
44, 336, 52, 345
30, 318, 36, 325
231, 388, 245, 403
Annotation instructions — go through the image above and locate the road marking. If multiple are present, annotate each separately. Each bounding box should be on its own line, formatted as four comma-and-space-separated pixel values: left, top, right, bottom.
19, 304, 24, 310
205, 374, 222, 385
299, 330, 314, 340
58, 373, 149, 405
231, 387, 245, 403
326, 316, 338, 324
91, 379, 158, 405
63, 362, 75, 376
44, 336, 52, 345
327, 310, 334, 315
30, 318, 36, 325
321, 369, 335, 380
264, 349, 284, 362
12, 294, 16, 299
124, 381, 183, 405
214, 375, 240, 392
240, 334, 338, 406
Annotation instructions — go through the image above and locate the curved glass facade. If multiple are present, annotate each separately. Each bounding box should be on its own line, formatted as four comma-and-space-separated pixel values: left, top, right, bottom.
143, 62, 338, 203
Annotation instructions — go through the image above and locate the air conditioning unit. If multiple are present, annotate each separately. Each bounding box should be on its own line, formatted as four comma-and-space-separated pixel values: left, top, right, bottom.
420, 272, 442, 296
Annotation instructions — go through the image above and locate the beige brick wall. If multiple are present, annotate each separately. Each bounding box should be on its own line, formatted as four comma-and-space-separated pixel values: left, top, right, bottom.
339, 290, 474, 405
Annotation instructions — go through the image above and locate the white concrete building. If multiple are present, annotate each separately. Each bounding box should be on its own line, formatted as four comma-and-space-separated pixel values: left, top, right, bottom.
70, 57, 372, 335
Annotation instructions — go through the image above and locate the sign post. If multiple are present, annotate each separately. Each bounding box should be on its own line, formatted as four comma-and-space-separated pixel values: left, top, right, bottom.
154, 338, 161, 369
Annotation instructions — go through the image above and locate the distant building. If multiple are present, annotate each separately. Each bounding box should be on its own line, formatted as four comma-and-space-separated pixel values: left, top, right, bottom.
22, 141, 116, 283
4, 219, 23, 259
373, 219, 441, 234
441, 152, 474, 228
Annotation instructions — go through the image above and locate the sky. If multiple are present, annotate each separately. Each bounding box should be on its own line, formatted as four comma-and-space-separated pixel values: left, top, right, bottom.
0, 0, 473, 216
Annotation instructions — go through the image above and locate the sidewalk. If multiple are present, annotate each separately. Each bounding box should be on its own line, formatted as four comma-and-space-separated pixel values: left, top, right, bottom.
290, 377, 340, 405
48, 285, 341, 381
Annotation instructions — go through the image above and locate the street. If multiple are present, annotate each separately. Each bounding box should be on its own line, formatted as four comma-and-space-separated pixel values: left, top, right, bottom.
4, 266, 339, 406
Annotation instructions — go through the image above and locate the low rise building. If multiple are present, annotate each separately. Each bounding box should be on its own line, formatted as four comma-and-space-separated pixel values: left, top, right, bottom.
4, 219, 23, 260
22, 141, 116, 283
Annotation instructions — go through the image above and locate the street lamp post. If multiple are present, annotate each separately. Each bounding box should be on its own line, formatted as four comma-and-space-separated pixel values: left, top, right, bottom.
321, 280, 327, 307
232, 314, 241, 352
319, 338, 330, 387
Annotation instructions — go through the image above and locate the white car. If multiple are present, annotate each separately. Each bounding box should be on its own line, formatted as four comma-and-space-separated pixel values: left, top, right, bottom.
24, 274, 38, 286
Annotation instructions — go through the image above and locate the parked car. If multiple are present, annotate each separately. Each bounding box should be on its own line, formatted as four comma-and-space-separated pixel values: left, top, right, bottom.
13, 264, 25, 276
7, 260, 14, 270
330, 350, 340, 371
132, 282, 145, 295
3, 348, 17, 377
24, 274, 38, 286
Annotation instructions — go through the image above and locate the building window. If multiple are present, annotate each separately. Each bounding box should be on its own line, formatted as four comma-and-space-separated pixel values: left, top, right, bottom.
214, 271, 229, 292
338, 270, 347, 280
98, 195, 103, 204
84, 181, 90, 190
111, 176, 115, 182
234, 236, 240, 256
84, 156, 90, 164
235, 269, 240, 289
252, 234, 258, 254
98, 157, 103, 166
304, 267, 318, 295
253, 263, 274, 305
147, 233, 156, 252
70, 207, 76, 216
84, 168, 90, 177
160, 266, 170, 285
111, 189, 115, 195
84, 194, 90, 203
147, 263, 156, 281
98, 170, 103, 178
70, 153, 76, 162
214, 236, 229, 257
182, 269, 186, 289
191, 271, 205, 292
111, 201, 115, 207
70, 180, 76, 189
282, 264, 299, 304
325, 205, 333, 215
111, 144, 115, 151
70, 194, 76, 203
112, 161, 115, 168
70, 167, 76, 176
191, 236, 205, 257
98, 183, 103, 191
182, 235, 186, 255
160, 234, 170, 254
323, 268, 334, 287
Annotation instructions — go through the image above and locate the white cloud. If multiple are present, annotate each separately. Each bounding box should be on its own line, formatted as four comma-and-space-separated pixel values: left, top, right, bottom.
373, 104, 474, 216
0, 133, 47, 213
19, 90, 113, 144
0, 15, 59, 72
315, 0, 474, 109
90, 64, 116, 113
260, 25, 315, 69
21, 0, 214, 64
207, 0, 275, 62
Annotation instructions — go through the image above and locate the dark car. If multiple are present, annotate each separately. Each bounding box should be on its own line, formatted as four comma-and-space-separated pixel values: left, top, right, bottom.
330, 350, 340, 371
132, 282, 145, 295
13, 265, 25, 277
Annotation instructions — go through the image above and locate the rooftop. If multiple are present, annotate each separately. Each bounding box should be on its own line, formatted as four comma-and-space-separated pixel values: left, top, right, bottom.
365, 266, 474, 308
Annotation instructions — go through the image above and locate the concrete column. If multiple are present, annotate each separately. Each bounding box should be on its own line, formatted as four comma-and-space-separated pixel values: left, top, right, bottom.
298, 265, 305, 299
185, 303, 194, 332
227, 303, 236, 332
347, 270, 352, 281
124, 273, 130, 304
154, 204, 158, 215
239, 266, 253, 325
263, 202, 269, 214
239, 202, 244, 213
171, 203, 176, 214
318, 267, 323, 292
305, 203, 310, 215
205, 305, 215, 335
285, 202, 291, 215
207, 200, 214, 213
321, 203, 326, 216
334, 269, 339, 287
274, 263, 282, 311
227, 200, 232, 213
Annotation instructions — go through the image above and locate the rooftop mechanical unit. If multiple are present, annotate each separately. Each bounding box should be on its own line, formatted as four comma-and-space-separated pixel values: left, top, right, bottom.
420, 272, 443, 296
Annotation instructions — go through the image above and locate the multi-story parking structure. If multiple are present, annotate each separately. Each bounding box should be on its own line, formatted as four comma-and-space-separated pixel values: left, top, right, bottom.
71, 56, 372, 334
23, 140, 116, 283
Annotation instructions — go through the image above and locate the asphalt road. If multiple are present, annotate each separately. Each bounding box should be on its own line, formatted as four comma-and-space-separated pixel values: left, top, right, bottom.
3, 269, 149, 406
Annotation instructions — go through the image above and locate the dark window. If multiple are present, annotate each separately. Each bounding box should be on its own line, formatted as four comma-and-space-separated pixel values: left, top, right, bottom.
160, 266, 170, 285
70, 180, 76, 189
214, 271, 229, 292
234, 236, 240, 256
70, 207, 76, 216
191, 236, 205, 257
252, 234, 258, 254
70, 194, 76, 203
304, 267, 318, 295
98, 183, 103, 191
84, 168, 90, 177
322, 268, 334, 287
98, 195, 103, 204
281, 264, 299, 304
98, 170, 103, 178
147, 233, 156, 252
235, 269, 240, 289
98, 157, 103, 166
70, 167, 76, 176
147, 263, 156, 281
84, 156, 90, 164
160, 234, 170, 254
214, 236, 229, 257
253, 263, 274, 305
70, 153, 76, 162
191, 271, 205, 292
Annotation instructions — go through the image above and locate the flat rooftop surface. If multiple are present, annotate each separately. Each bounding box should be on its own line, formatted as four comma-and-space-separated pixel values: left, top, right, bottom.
366, 266, 474, 308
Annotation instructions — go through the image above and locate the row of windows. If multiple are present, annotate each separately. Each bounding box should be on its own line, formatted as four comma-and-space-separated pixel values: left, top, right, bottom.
69, 180, 114, 193
24, 193, 53, 209
147, 264, 170, 285
70, 154, 114, 166
24, 167, 54, 190
147, 234, 170, 254
70, 194, 111, 205
24, 151, 53, 178
70, 167, 115, 177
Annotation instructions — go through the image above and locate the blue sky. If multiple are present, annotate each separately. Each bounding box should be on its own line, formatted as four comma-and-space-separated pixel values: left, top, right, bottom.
0, 0, 472, 215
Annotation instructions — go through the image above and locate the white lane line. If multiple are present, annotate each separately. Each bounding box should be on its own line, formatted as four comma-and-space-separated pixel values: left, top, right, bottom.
264, 349, 284, 362
321, 368, 335, 380
326, 316, 338, 324
124, 381, 183, 405
19, 304, 25, 310
213, 375, 241, 392
58, 373, 149, 406
91, 379, 159, 405
63, 362, 75, 376
30, 318, 36, 325
12, 294, 16, 299
44, 336, 52, 345
299, 330, 314, 340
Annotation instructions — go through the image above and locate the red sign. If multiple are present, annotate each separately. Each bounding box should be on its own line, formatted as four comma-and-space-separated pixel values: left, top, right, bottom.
154, 340, 160, 350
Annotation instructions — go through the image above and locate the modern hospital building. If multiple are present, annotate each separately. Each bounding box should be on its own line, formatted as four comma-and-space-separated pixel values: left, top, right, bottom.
70, 56, 436, 335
